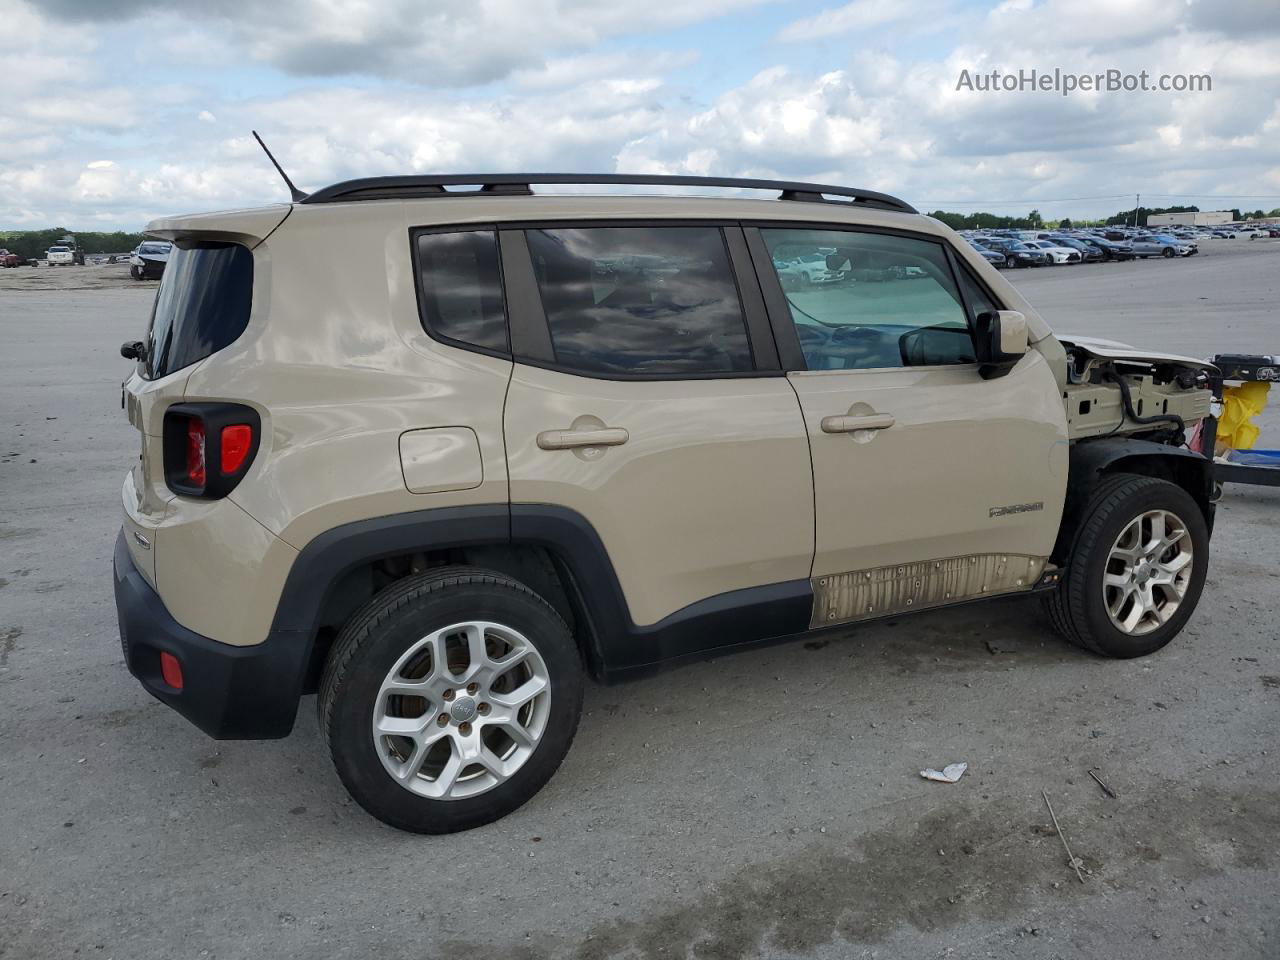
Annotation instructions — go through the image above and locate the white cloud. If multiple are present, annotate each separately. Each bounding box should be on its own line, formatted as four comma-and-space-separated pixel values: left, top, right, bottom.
4, 0, 1280, 228
779, 0, 949, 42
31, 0, 764, 85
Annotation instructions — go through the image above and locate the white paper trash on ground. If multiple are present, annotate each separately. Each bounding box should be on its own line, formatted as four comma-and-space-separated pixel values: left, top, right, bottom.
920, 762, 968, 783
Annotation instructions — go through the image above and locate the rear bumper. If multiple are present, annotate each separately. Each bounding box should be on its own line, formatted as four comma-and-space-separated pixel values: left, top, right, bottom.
113, 530, 305, 739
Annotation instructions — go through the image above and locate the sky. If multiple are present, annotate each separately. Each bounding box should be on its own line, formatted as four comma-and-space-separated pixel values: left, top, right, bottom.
2, 0, 1279, 229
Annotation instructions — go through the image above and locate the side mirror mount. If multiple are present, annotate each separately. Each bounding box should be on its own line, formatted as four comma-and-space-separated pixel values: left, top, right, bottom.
974, 310, 1028, 379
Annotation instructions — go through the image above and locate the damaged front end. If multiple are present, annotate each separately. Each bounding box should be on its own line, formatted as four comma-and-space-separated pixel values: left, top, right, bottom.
1059, 336, 1215, 443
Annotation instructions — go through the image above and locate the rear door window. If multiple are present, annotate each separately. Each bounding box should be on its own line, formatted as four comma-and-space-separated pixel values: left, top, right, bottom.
524, 226, 754, 376
146, 242, 253, 379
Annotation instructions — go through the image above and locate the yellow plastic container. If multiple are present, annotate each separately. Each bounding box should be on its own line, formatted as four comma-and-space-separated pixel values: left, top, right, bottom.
1216, 381, 1270, 454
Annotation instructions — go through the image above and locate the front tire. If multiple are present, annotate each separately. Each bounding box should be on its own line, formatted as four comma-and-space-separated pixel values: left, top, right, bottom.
1044, 474, 1208, 658
1162, 247, 1175, 258
319, 567, 584, 833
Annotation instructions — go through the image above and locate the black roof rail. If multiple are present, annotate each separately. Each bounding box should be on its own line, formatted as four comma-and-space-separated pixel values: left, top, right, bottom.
300, 173, 917, 213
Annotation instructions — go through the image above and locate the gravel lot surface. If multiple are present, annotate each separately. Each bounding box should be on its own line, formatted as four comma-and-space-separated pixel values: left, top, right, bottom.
2, 240, 1278, 959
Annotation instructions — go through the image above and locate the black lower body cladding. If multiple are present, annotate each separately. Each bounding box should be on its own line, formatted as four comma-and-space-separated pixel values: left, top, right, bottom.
113, 531, 308, 738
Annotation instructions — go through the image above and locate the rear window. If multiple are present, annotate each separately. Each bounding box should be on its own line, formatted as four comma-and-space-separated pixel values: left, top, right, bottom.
146, 242, 253, 379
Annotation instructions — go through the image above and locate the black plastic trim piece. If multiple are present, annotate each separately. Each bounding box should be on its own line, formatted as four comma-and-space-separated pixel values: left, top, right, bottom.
113, 531, 306, 739
743, 226, 807, 371
268, 503, 813, 687
498, 229, 554, 363
724, 225, 781, 372
509, 505, 813, 678
1054, 437, 1216, 563
270, 506, 512, 637
302, 173, 916, 213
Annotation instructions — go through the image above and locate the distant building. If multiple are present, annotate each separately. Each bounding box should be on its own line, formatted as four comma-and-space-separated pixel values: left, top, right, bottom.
1147, 210, 1232, 227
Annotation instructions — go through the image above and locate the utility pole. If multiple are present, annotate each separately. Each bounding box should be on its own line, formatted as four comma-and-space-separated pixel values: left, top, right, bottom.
1131, 193, 1140, 228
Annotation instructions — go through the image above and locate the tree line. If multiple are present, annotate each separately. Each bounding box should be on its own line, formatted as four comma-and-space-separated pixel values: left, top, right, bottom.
0, 228, 144, 260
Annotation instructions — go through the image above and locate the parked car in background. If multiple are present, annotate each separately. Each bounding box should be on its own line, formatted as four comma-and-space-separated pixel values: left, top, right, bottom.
46, 245, 75, 266
980, 238, 1049, 267
1089, 238, 1136, 261
1025, 240, 1082, 265
773, 251, 840, 288
969, 243, 1006, 268
130, 241, 172, 280
1046, 236, 1103, 263
1130, 234, 1195, 258
56, 235, 86, 265
0, 249, 24, 267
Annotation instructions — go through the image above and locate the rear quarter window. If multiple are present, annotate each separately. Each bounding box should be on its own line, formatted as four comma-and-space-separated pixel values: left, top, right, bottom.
146, 242, 253, 379
411, 229, 509, 355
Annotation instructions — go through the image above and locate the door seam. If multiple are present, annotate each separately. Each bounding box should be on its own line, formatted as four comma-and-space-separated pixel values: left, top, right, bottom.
784, 372, 819, 581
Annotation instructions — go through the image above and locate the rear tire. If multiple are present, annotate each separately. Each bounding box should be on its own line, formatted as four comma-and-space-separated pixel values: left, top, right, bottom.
1043, 474, 1208, 658
319, 567, 584, 833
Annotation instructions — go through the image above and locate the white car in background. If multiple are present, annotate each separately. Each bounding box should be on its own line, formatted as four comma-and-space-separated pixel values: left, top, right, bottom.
46, 245, 75, 266
1025, 240, 1081, 264
772, 251, 839, 288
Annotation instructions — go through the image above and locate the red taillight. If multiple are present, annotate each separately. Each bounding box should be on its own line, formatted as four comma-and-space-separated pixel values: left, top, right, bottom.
159, 651, 184, 690
220, 424, 253, 475
164, 403, 258, 498
186, 419, 206, 487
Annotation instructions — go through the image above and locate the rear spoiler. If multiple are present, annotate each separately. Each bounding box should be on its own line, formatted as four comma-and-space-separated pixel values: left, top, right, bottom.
145, 204, 292, 249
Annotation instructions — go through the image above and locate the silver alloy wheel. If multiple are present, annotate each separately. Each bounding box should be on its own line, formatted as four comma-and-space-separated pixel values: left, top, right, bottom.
1102, 509, 1194, 636
372, 620, 551, 801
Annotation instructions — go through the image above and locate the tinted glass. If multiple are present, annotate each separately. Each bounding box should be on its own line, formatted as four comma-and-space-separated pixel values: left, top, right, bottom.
414, 230, 508, 354
526, 226, 753, 375
761, 228, 976, 370
954, 263, 997, 322
146, 242, 253, 379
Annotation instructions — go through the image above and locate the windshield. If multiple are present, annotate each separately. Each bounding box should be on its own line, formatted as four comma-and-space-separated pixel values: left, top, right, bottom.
139, 242, 171, 255
146, 242, 253, 379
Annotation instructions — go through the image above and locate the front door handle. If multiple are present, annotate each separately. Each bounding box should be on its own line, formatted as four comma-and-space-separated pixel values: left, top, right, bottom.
820, 413, 895, 434
537, 426, 630, 450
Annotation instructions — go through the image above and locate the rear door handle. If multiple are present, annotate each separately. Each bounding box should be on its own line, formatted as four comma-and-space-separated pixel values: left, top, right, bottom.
537, 427, 630, 450
820, 413, 895, 434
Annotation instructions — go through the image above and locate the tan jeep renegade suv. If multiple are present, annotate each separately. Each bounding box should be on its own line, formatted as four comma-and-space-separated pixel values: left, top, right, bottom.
114, 174, 1216, 833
